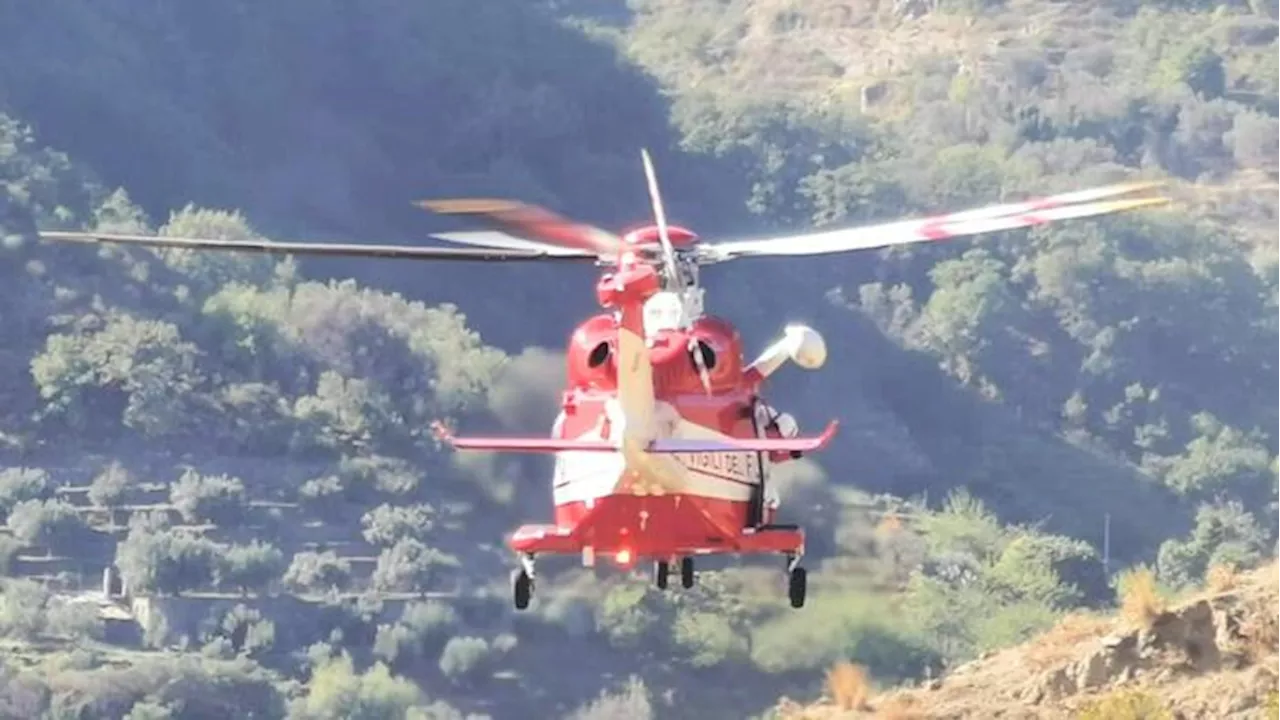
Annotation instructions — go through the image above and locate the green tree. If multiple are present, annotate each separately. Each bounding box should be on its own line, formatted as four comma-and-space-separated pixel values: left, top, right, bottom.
31, 313, 207, 438
0, 468, 50, 520
437, 637, 491, 683
87, 460, 133, 526
115, 518, 220, 596
282, 551, 352, 595
361, 504, 436, 547
169, 470, 248, 525
369, 539, 459, 594
6, 499, 90, 556
1156, 500, 1270, 588
216, 541, 286, 596
291, 652, 424, 720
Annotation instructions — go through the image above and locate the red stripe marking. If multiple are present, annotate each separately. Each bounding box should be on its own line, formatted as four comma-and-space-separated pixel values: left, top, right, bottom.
919, 220, 953, 241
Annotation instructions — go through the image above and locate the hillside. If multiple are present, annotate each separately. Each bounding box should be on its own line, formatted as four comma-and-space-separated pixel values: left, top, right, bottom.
0, 0, 1275, 718
772, 560, 1279, 719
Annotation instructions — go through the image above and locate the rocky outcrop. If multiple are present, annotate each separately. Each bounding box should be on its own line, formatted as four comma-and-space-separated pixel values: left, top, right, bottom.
1022, 592, 1267, 706
777, 562, 1279, 720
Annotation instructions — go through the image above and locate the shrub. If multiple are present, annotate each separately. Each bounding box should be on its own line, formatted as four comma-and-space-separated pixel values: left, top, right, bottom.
437, 636, 490, 682
826, 661, 871, 711
1076, 689, 1172, 719
1116, 566, 1164, 629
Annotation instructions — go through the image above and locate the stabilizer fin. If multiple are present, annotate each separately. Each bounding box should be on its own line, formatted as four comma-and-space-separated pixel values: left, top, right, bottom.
431, 422, 617, 453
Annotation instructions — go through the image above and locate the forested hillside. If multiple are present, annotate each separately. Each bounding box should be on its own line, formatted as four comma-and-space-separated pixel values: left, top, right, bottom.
0, 1, 1275, 719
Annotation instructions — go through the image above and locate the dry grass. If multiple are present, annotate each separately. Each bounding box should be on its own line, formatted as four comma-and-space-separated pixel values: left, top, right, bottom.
826, 661, 872, 711
874, 513, 902, 535
872, 695, 924, 719
1253, 559, 1279, 596
1024, 612, 1113, 669
1242, 596, 1279, 663
1204, 563, 1240, 594
1117, 566, 1165, 629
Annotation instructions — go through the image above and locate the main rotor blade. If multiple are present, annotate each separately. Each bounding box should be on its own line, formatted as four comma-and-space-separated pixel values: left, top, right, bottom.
35, 230, 588, 262
430, 230, 598, 257
702, 184, 1169, 260
912, 181, 1164, 226
417, 198, 628, 257
639, 148, 681, 288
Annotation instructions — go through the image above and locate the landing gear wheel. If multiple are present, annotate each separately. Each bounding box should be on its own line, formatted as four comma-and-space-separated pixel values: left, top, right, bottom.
680, 557, 695, 589
787, 566, 807, 609
654, 561, 670, 590
511, 568, 533, 611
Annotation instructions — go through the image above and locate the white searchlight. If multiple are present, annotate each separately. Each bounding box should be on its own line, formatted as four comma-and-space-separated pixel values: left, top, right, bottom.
746, 324, 828, 379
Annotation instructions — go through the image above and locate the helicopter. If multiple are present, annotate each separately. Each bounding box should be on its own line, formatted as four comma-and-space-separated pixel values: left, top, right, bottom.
36, 150, 1167, 610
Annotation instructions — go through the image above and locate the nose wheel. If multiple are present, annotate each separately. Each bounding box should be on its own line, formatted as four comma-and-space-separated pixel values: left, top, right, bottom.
653, 557, 697, 590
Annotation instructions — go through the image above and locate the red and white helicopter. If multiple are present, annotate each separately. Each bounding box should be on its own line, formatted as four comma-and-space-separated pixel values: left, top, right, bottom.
37, 151, 1166, 609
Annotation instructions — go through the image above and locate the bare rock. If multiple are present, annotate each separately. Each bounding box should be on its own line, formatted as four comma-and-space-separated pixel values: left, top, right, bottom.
1139, 600, 1223, 672
1025, 668, 1074, 703
1069, 633, 1139, 692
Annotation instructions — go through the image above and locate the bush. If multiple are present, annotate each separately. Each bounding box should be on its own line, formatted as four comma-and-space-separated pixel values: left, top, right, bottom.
0, 468, 50, 519
88, 461, 132, 510
216, 541, 286, 595
114, 524, 220, 596
292, 652, 423, 718
565, 676, 653, 720
370, 539, 459, 593
6, 499, 90, 555
0, 579, 49, 639
169, 470, 246, 525
373, 601, 460, 666
826, 662, 871, 711
45, 599, 105, 641
1076, 689, 1173, 719
1115, 566, 1166, 629
437, 636, 490, 682
282, 551, 351, 594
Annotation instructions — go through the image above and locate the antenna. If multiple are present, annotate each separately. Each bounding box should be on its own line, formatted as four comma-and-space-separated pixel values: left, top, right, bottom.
1103, 512, 1111, 578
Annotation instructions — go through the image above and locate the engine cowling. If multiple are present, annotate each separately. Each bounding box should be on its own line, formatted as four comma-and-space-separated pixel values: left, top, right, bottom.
564, 313, 749, 396
565, 313, 618, 392
650, 315, 745, 396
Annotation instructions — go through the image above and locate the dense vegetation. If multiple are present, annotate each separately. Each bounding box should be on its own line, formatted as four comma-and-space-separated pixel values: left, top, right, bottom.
0, 0, 1274, 718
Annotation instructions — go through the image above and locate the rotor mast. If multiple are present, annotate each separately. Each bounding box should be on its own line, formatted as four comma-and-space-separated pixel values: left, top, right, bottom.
636, 149, 707, 339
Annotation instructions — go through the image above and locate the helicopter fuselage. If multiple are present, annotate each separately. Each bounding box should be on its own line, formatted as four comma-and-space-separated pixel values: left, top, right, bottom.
506, 308, 805, 568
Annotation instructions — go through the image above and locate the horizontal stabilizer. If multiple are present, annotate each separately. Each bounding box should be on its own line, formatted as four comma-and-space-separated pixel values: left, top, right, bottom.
647, 420, 839, 454
431, 422, 618, 453
443, 437, 619, 453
